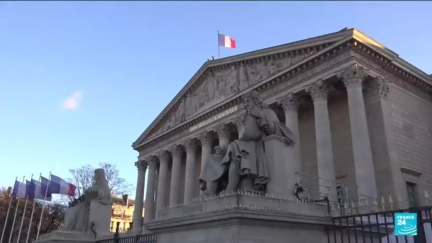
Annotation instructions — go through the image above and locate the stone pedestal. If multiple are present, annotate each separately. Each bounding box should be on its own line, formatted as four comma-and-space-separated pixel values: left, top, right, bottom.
146, 193, 331, 243
36, 201, 112, 243
89, 200, 112, 236
36, 231, 95, 243
263, 135, 296, 197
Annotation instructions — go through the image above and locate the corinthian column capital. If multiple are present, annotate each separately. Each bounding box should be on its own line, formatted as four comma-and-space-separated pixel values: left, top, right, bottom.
374, 76, 390, 99
338, 63, 368, 89
198, 131, 214, 145
169, 144, 184, 157
146, 155, 159, 168
183, 138, 198, 153
306, 79, 333, 102
279, 93, 299, 112
157, 150, 171, 163
215, 124, 232, 139
134, 160, 147, 171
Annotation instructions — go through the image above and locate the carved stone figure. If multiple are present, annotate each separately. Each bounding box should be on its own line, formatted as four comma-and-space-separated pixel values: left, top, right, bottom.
225, 66, 239, 96
61, 169, 112, 232
199, 90, 296, 196
216, 72, 226, 98
174, 98, 186, 125
238, 63, 249, 91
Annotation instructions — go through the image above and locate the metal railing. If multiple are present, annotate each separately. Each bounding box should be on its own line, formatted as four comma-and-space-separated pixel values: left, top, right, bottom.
96, 234, 157, 243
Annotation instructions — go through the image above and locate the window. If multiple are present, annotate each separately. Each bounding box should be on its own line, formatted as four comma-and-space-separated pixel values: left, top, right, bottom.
406, 182, 417, 207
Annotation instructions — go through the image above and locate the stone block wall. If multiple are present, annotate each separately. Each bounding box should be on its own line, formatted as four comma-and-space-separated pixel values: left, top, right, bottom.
388, 84, 432, 193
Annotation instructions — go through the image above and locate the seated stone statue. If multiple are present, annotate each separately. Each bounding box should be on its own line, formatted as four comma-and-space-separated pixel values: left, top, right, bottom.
199, 90, 295, 196
61, 168, 111, 232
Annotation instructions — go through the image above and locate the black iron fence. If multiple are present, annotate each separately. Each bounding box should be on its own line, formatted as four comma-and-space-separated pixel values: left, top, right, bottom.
96, 234, 157, 243
326, 206, 432, 243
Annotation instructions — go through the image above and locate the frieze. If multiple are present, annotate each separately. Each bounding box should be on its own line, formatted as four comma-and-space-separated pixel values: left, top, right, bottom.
189, 105, 238, 132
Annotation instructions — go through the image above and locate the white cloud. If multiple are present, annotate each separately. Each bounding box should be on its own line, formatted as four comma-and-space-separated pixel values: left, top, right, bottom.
62, 91, 83, 110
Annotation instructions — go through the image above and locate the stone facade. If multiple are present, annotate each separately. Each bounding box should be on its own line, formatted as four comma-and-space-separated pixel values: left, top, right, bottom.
131, 28, 432, 240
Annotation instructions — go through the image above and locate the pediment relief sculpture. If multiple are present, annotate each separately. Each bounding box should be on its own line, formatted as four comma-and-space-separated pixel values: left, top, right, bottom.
148, 48, 318, 139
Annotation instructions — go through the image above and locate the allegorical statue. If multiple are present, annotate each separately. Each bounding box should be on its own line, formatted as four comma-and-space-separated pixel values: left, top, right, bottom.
199, 90, 295, 196
62, 168, 111, 232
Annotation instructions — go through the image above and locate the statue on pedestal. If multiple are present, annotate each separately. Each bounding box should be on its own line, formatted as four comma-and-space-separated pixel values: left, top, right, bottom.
62, 168, 111, 232
199, 90, 296, 196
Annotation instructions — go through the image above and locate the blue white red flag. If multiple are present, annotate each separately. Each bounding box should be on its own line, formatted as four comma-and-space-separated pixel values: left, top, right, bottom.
12, 180, 27, 198
50, 174, 76, 196
27, 179, 45, 200
218, 33, 236, 49
40, 176, 52, 201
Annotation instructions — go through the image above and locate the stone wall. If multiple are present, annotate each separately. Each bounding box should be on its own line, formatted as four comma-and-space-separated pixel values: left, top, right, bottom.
388, 83, 432, 192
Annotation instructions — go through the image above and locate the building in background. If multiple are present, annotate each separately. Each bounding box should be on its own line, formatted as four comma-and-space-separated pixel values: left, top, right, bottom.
110, 195, 144, 233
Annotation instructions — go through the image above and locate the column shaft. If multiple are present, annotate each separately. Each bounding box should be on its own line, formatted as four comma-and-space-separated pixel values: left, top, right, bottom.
183, 139, 198, 204
339, 64, 378, 199
216, 124, 231, 147
132, 161, 146, 231
307, 80, 337, 197
280, 93, 302, 176
169, 145, 183, 207
143, 157, 157, 223
156, 151, 170, 218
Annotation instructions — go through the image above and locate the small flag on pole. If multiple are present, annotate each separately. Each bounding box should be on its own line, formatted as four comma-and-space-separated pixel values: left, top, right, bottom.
12, 180, 27, 199
218, 33, 236, 49
50, 174, 76, 196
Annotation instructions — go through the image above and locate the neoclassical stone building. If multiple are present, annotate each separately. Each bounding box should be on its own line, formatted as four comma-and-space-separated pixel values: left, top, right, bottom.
131, 28, 432, 231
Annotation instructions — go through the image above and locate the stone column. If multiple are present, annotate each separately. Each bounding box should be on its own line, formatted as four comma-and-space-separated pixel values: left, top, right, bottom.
143, 156, 158, 223
169, 145, 184, 207
183, 138, 198, 204
198, 131, 214, 195
155, 150, 170, 218
132, 160, 146, 231
216, 124, 231, 147
338, 64, 378, 199
198, 131, 214, 174
280, 92, 302, 176
306, 79, 337, 197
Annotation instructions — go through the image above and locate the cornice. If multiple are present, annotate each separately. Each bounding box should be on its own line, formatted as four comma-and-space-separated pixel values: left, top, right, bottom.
134, 29, 432, 152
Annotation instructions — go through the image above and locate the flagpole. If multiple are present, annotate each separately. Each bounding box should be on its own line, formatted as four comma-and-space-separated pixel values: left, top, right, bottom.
25, 174, 40, 243
17, 174, 32, 243
8, 176, 25, 243
36, 172, 51, 241
1, 177, 18, 243
217, 30, 220, 59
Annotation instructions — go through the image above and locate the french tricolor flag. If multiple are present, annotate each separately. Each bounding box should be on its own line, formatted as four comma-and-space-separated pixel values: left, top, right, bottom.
218, 33, 236, 49
50, 174, 76, 196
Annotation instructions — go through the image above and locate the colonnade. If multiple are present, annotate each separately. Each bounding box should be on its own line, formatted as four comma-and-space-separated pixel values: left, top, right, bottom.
132, 64, 381, 230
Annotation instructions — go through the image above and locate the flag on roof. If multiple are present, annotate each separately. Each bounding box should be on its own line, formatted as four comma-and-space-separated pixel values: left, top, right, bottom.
41, 176, 52, 201
218, 33, 236, 49
12, 181, 27, 198
50, 174, 76, 196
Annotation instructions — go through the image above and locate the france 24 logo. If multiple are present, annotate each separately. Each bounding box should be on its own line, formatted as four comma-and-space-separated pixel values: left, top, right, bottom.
394, 213, 417, 236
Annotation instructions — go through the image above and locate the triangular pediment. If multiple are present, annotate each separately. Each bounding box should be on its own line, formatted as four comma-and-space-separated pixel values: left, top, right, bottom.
132, 28, 355, 148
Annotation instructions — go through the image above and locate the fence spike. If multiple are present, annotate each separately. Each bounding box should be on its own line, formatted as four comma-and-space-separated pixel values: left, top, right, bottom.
397, 194, 402, 209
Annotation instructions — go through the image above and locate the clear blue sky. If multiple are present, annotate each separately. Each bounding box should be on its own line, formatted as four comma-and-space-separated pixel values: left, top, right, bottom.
1, 2, 431, 199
